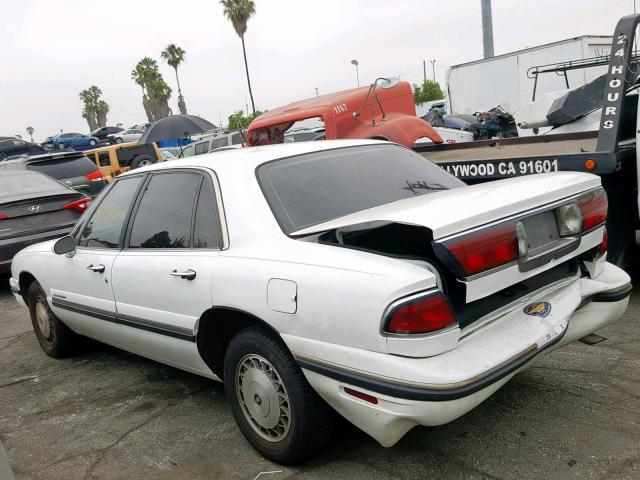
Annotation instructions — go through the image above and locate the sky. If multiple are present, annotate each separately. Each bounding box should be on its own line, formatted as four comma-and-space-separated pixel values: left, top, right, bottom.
0, 0, 635, 142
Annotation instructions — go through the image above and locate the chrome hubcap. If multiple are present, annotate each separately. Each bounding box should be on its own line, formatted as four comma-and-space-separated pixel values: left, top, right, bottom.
140, 160, 153, 166
35, 298, 51, 338
236, 354, 291, 442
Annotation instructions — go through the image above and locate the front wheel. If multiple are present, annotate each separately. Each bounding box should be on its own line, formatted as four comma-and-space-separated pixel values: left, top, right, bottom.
27, 281, 79, 358
115, 137, 123, 144
224, 327, 334, 464
58, 142, 65, 149
88, 139, 97, 146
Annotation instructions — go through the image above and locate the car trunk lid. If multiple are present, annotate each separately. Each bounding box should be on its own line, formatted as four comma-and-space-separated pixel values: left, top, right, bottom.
0, 192, 84, 240
292, 172, 604, 302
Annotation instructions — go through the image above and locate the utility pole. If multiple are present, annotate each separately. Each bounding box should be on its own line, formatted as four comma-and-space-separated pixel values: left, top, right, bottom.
315, 87, 319, 96
481, 0, 495, 59
423, 60, 427, 84
218, 111, 223, 130
430, 59, 436, 82
244, 95, 249, 116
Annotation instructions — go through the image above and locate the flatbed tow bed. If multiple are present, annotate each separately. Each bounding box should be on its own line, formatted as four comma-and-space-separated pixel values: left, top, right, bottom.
414, 13, 640, 267
415, 130, 635, 181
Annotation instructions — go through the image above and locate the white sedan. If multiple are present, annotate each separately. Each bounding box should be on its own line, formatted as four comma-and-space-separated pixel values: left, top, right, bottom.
108, 128, 145, 144
9, 140, 631, 464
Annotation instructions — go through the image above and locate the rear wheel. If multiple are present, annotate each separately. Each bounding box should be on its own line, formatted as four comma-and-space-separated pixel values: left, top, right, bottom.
115, 137, 123, 144
58, 143, 65, 149
131, 155, 154, 169
224, 327, 334, 464
27, 281, 79, 358
88, 139, 97, 146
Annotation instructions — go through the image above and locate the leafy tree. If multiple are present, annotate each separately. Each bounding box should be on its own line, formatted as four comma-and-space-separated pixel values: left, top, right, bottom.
221, 0, 257, 115
161, 43, 187, 114
227, 109, 262, 130
79, 86, 109, 130
26, 126, 34, 143
412, 80, 444, 105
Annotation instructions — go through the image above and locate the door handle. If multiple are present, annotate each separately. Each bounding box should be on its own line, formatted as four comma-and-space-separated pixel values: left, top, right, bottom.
87, 264, 105, 273
170, 269, 196, 280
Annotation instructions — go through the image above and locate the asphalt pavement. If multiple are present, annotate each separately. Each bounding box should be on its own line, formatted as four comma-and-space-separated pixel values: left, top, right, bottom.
1, 276, 639, 480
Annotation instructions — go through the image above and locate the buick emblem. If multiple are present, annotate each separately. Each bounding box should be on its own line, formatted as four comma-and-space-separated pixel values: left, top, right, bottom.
28, 205, 41, 213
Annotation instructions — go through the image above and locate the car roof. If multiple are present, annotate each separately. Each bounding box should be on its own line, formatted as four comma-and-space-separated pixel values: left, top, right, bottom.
0, 150, 88, 164
123, 139, 387, 177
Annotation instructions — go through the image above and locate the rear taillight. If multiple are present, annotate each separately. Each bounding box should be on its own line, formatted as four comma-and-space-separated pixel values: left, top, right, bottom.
384, 293, 457, 335
0, 215, 7, 220
63, 198, 92, 212
598, 227, 608, 254
579, 188, 607, 231
84, 170, 104, 181
441, 222, 518, 277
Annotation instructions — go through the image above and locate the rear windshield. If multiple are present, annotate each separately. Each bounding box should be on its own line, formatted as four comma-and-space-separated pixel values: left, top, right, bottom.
0, 172, 64, 198
257, 144, 465, 234
27, 156, 97, 179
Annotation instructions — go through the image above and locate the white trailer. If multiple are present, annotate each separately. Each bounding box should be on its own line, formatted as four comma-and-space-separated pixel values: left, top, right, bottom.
446, 36, 612, 116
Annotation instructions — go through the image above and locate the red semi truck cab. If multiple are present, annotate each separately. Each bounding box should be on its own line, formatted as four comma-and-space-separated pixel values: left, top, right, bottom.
246, 79, 443, 148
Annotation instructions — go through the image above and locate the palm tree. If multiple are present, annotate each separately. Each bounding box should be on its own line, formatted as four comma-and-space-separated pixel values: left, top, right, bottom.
26, 126, 34, 143
161, 44, 187, 114
132, 57, 160, 121
79, 86, 106, 131
220, 0, 256, 115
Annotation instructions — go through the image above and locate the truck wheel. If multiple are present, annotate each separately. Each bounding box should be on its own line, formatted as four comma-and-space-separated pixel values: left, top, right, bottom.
27, 281, 79, 358
131, 155, 154, 169
223, 327, 334, 464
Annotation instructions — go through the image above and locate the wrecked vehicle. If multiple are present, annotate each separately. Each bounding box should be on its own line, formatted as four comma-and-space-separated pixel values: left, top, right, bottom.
246, 79, 443, 148
9, 140, 630, 464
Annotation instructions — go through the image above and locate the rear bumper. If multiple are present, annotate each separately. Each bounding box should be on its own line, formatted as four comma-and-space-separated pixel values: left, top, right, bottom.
290, 262, 631, 447
0, 226, 72, 274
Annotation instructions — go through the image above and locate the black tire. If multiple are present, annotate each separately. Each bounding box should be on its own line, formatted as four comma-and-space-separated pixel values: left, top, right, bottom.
131, 155, 155, 169
88, 139, 97, 146
223, 327, 334, 464
27, 281, 79, 358
0, 152, 6, 160
115, 137, 123, 144
58, 142, 65, 149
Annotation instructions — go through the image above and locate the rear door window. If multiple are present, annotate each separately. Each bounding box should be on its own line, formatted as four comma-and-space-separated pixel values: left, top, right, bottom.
128, 172, 200, 248
193, 180, 221, 248
209, 137, 229, 150
27, 156, 97, 179
78, 176, 143, 248
195, 142, 209, 155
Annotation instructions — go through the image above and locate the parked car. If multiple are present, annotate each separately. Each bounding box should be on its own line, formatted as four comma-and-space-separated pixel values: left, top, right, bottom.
0, 151, 107, 197
0, 137, 46, 160
8, 140, 630, 464
160, 149, 178, 160
91, 127, 124, 144
284, 127, 325, 143
0, 170, 91, 274
180, 132, 244, 158
84, 141, 163, 182
46, 133, 100, 150
107, 128, 145, 144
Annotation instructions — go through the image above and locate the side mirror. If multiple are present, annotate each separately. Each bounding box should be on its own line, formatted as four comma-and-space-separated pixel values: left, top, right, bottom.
53, 235, 76, 256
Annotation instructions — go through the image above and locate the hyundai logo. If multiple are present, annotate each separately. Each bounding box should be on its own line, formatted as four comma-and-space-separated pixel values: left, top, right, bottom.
28, 205, 40, 213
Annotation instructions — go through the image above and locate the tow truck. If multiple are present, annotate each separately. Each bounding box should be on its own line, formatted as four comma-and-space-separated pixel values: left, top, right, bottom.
415, 14, 640, 267
247, 14, 640, 267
